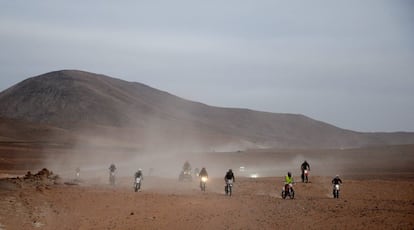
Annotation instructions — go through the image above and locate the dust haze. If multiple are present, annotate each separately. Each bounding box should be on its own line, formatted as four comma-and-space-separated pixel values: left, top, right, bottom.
2, 121, 414, 229
39, 122, 414, 185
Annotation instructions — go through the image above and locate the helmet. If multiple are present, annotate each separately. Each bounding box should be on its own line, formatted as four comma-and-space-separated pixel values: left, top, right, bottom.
335, 174, 339, 178
138, 168, 142, 171
288, 172, 292, 177
229, 169, 232, 172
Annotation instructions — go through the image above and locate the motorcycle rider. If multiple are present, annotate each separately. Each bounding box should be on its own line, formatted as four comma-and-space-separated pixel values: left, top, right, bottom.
179, 160, 193, 181
225, 169, 235, 182
332, 175, 342, 198
332, 175, 342, 185
75, 167, 80, 178
199, 167, 208, 178
135, 168, 143, 180
224, 169, 235, 194
199, 167, 208, 189
134, 168, 143, 191
183, 160, 192, 172
109, 163, 116, 185
301, 160, 310, 182
194, 167, 200, 177
109, 163, 116, 173
285, 171, 294, 190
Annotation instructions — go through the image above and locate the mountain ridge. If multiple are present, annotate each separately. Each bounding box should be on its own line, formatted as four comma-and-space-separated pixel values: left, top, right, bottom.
1, 70, 413, 150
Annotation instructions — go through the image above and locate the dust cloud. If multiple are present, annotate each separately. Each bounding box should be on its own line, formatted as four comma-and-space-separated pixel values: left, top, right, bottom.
36, 113, 414, 192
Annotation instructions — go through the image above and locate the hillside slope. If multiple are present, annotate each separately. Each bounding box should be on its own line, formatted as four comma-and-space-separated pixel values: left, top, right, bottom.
0, 70, 413, 150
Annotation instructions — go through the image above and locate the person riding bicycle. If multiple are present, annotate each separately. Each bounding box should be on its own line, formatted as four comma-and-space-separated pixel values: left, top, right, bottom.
301, 160, 310, 182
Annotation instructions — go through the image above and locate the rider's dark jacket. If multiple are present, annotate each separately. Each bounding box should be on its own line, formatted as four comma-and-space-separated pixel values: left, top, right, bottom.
225, 171, 235, 182
301, 162, 310, 171
199, 168, 208, 177
135, 171, 143, 179
332, 177, 342, 184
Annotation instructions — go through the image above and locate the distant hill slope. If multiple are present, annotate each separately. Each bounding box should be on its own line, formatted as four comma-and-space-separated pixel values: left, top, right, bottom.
1, 70, 413, 150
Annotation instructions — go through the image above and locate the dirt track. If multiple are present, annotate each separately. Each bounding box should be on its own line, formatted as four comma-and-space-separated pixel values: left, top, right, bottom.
1, 174, 413, 230
1, 145, 414, 229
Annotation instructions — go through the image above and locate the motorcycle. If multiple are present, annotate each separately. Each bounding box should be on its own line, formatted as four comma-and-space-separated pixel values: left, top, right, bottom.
281, 183, 295, 199
225, 179, 233, 196
134, 177, 142, 192
304, 170, 309, 183
74, 167, 81, 181
109, 171, 115, 185
178, 170, 193, 182
200, 176, 208, 191
333, 184, 340, 198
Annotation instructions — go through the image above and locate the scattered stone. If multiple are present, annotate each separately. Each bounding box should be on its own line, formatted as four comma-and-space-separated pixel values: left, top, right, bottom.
1, 168, 60, 191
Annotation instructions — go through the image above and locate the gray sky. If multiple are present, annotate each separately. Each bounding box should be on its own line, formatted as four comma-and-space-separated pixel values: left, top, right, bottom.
1, 0, 413, 132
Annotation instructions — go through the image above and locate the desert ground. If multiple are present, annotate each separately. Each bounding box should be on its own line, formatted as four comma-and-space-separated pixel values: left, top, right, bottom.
0, 145, 414, 230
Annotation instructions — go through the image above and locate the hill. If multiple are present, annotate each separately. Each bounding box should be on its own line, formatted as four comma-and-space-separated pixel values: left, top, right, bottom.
1, 70, 413, 151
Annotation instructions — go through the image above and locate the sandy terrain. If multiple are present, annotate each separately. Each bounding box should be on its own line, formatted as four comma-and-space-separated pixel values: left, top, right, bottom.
1, 145, 414, 230
0, 171, 413, 229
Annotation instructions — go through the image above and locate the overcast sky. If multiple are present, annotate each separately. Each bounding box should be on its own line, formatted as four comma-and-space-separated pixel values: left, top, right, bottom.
1, 1, 413, 132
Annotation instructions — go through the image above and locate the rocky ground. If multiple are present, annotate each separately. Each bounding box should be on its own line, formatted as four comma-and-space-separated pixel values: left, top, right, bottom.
0, 169, 413, 230
1, 144, 414, 229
